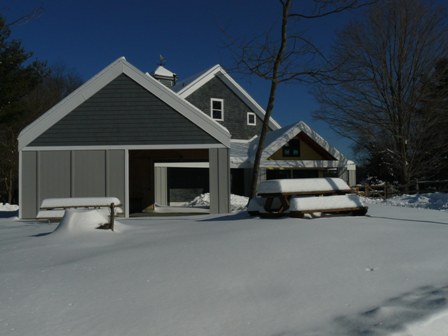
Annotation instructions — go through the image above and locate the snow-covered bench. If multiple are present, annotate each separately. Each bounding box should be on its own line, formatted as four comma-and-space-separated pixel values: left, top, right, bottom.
289, 194, 367, 218
250, 178, 366, 217
37, 197, 123, 221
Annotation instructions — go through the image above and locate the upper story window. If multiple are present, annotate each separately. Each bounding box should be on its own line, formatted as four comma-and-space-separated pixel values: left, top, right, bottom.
210, 98, 224, 121
282, 138, 300, 157
247, 112, 256, 126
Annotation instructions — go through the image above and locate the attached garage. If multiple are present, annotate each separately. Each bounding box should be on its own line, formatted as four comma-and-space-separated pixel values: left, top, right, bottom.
18, 57, 231, 218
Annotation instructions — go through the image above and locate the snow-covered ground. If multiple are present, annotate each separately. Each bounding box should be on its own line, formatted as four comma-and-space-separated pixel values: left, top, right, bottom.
364, 192, 448, 211
1, 194, 448, 336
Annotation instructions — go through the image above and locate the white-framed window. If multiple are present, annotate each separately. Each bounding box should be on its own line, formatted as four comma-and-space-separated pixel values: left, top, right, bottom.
247, 112, 256, 126
210, 98, 224, 121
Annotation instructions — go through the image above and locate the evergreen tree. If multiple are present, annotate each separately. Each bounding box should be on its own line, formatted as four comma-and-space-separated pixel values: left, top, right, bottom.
0, 15, 46, 203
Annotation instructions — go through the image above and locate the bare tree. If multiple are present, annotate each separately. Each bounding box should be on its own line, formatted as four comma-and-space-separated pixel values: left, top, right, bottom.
229, 0, 376, 199
313, 0, 448, 191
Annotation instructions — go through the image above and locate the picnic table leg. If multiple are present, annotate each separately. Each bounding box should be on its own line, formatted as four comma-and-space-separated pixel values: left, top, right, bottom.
278, 195, 289, 213
109, 203, 115, 231
264, 197, 274, 212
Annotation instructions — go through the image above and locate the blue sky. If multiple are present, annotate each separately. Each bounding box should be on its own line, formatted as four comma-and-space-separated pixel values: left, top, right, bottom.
4, 0, 359, 157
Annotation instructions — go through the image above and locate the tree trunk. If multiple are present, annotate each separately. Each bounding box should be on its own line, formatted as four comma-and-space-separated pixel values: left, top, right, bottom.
249, 0, 291, 199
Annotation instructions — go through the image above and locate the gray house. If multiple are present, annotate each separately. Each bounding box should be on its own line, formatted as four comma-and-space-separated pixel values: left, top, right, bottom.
18, 57, 231, 219
18, 57, 355, 219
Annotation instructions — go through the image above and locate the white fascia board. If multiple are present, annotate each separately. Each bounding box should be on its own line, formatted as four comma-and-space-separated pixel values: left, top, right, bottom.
121, 62, 230, 148
18, 57, 126, 150
231, 139, 251, 144
21, 144, 227, 151
176, 65, 221, 97
18, 151, 23, 219
178, 65, 281, 131
154, 162, 209, 168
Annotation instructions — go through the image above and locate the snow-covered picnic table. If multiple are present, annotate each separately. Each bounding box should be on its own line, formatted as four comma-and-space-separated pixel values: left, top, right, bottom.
37, 197, 123, 220
251, 178, 367, 217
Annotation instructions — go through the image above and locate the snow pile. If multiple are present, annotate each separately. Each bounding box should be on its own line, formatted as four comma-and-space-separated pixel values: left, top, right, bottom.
0, 203, 19, 211
52, 209, 120, 236
230, 194, 249, 211
0, 203, 19, 218
364, 192, 448, 211
188, 193, 248, 211
187, 193, 211, 208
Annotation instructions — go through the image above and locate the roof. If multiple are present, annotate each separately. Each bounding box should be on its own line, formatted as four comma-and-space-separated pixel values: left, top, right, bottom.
153, 65, 176, 78
174, 64, 282, 131
19, 57, 231, 150
230, 121, 348, 169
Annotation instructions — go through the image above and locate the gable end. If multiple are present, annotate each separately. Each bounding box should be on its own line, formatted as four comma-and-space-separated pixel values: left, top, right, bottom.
29, 74, 220, 147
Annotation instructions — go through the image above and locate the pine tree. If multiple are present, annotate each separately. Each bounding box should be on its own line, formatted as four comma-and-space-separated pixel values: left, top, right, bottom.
0, 15, 46, 203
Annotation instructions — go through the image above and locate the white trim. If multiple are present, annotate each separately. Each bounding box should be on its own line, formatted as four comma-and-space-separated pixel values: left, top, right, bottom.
177, 64, 281, 130
124, 149, 129, 218
154, 162, 209, 168
210, 98, 224, 121
247, 112, 256, 126
21, 143, 227, 152
18, 151, 22, 219
18, 57, 231, 150
231, 138, 251, 144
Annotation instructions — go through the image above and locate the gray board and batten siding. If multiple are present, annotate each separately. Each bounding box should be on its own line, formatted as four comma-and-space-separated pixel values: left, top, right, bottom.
21, 149, 126, 219
209, 148, 231, 213
29, 74, 219, 147
185, 76, 264, 140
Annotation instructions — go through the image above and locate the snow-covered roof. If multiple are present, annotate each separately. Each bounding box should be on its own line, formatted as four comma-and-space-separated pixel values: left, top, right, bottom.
260, 121, 346, 163
174, 64, 282, 131
153, 65, 176, 78
230, 140, 251, 167
230, 121, 348, 169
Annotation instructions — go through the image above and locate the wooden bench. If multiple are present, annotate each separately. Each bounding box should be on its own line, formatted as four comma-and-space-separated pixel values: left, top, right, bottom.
249, 178, 367, 218
37, 197, 123, 229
